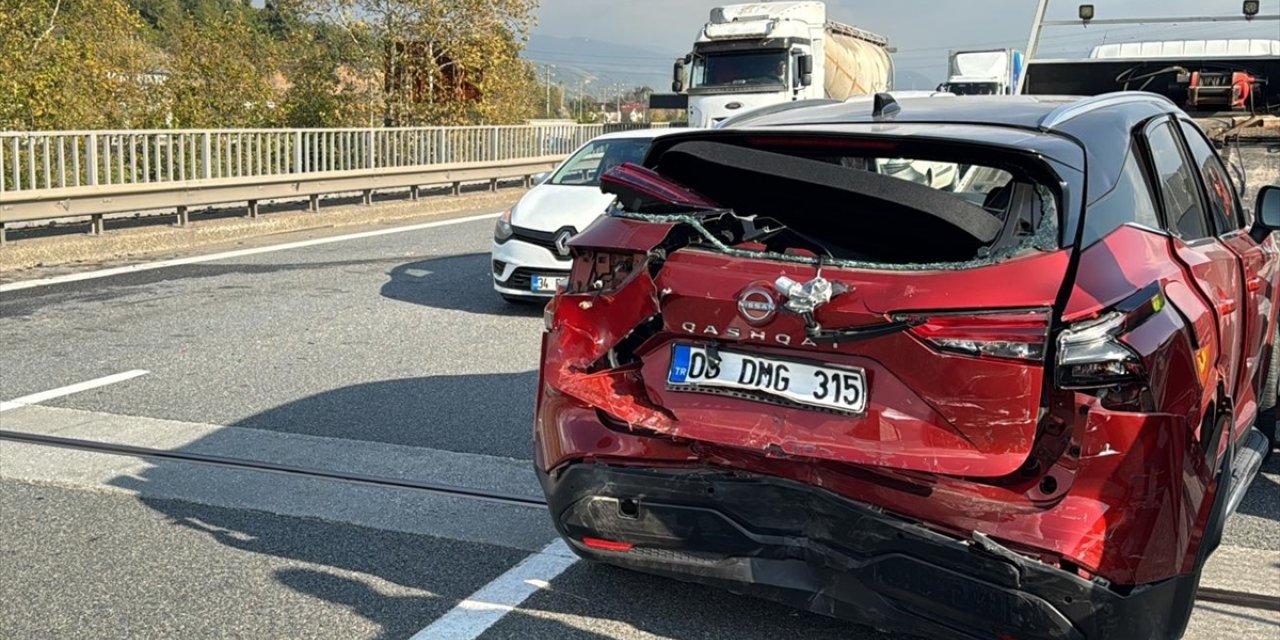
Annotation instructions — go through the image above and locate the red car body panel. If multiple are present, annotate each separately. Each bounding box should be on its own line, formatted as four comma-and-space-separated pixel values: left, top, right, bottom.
534, 103, 1278, 639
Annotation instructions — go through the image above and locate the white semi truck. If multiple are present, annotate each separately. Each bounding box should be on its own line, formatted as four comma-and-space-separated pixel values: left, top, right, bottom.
937, 48, 1025, 95
659, 2, 893, 128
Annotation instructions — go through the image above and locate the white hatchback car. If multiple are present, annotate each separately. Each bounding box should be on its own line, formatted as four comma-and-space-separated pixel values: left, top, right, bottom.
491, 128, 682, 302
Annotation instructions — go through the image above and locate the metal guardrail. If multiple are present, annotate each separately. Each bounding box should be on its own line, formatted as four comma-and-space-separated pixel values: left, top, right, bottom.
0, 124, 607, 242
0, 124, 602, 193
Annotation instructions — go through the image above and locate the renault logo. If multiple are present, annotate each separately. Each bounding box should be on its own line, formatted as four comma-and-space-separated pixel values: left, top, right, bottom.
553, 228, 575, 257
737, 286, 777, 324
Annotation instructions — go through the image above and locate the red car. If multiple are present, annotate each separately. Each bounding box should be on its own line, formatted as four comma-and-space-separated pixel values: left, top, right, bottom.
534, 93, 1280, 640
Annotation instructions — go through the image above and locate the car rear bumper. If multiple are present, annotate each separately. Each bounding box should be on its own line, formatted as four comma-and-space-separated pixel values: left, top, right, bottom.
539, 463, 1200, 640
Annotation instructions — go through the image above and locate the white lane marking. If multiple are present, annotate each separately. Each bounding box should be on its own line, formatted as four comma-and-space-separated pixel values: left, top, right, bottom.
0, 370, 150, 412
0, 212, 501, 293
410, 539, 579, 640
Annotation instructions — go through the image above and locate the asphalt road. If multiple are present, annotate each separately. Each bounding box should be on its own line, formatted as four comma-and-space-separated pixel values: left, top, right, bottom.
1, 209, 1277, 639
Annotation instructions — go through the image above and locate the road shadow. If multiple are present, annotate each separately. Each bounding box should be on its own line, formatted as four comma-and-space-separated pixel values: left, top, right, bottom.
125, 492, 527, 640
92, 372, 1275, 639
233, 372, 537, 458
381, 252, 544, 317
1236, 452, 1279, 522
95, 372, 907, 640
497, 561, 909, 640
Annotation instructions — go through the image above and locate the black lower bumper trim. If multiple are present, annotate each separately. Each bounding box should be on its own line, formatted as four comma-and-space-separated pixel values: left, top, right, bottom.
539, 464, 1199, 640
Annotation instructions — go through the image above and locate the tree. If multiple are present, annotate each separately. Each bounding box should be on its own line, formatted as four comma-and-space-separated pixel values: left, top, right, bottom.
161, 10, 282, 127
0, 0, 163, 130
297, 0, 540, 125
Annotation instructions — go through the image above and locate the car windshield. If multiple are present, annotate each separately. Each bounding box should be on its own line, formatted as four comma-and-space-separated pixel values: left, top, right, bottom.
549, 138, 652, 187
691, 50, 788, 89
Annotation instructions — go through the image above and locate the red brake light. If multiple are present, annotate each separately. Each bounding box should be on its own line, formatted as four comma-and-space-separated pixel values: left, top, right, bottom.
902, 309, 1051, 362
581, 537, 634, 552
745, 136, 899, 151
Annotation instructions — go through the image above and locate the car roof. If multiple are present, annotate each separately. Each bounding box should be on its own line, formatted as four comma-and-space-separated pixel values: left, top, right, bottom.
720, 91, 1180, 135
591, 127, 689, 142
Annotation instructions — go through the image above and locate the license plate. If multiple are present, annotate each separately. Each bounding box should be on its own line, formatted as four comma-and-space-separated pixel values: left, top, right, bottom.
531, 275, 567, 293
667, 344, 867, 413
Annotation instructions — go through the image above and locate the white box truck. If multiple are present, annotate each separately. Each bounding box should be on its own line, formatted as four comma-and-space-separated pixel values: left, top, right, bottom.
937, 48, 1025, 95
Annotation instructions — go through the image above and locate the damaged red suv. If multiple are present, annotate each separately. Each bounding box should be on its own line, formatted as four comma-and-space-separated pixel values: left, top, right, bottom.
534, 92, 1280, 640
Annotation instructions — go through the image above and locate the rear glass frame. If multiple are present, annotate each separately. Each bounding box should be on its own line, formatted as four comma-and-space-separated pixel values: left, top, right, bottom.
619, 130, 1077, 271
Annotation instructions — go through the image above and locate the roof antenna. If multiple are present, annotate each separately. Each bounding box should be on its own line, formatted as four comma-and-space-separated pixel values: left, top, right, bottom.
872, 92, 900, 120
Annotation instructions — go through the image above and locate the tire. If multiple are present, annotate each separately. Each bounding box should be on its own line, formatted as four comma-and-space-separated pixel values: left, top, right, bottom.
1257, 327, 1279, 451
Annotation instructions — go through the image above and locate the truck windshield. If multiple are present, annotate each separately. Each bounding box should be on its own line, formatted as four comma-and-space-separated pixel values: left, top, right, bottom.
691, 50, 788, 89
944, 82, 1001, 95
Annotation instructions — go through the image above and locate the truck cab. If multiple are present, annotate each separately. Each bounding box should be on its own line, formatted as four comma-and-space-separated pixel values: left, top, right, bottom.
673, 2, 890, 128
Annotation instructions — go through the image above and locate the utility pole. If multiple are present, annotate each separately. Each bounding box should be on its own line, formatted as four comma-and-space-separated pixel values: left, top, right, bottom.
1017, 0, 1051, 95
544, 65, 555, 118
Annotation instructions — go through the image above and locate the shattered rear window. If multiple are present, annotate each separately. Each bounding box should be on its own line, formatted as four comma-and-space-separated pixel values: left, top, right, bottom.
614, 138, 1061, 271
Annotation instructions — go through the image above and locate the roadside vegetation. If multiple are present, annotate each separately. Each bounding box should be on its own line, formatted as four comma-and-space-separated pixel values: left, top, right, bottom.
0, 0, 544, 130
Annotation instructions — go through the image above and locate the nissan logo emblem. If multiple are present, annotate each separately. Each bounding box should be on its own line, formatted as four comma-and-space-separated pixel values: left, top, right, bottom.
738, 286, 777, 324
554, 228, 575, 257
725, 101, 743, 110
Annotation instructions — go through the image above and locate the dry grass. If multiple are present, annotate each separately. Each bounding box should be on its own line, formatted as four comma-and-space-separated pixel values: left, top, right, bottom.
0, 191, 521, 276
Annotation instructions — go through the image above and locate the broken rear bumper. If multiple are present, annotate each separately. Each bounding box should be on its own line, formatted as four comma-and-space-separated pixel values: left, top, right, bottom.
538, 464, 1200, 640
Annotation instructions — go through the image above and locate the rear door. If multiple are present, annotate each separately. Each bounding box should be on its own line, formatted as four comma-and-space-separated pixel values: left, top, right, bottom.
1142, 118, 1245, 421
1178, 119, 1277, 428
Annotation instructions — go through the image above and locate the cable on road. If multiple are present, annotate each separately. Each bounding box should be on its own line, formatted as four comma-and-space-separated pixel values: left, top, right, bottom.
0, 429, 547, 509
1195, 586, 1280, 613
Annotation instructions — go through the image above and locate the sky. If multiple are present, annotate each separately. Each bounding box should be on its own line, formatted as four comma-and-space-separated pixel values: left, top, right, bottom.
532, 0, 1280, 86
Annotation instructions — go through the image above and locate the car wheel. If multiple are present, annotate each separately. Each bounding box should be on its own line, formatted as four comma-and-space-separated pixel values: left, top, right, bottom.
1257, 326, 1278, 451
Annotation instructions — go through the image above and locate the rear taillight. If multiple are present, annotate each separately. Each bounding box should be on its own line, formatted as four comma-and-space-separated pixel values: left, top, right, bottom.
1056, 286, 1164, 389
1056, 313, 1143, 388
567, 251, 644, 295
902, 309, 1050, 362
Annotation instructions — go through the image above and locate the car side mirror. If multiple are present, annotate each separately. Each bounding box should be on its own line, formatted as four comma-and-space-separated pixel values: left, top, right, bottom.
1255, 185, 1280, 234
532, 172, 549, 185
672, 59, 686, 93
798, 54, 814, 86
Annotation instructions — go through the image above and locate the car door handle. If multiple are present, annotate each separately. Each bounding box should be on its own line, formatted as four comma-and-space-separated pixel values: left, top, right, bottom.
1247, 276, 1265, 292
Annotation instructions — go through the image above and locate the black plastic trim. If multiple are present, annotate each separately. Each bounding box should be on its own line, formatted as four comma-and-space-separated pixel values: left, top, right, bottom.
540, 463, 1201, 640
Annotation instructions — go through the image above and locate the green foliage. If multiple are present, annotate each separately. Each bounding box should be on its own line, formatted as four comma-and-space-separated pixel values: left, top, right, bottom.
2, 0, 544, 130
298, 0, 542, 125
0, 0, 163, 130
162, 11, 282, 127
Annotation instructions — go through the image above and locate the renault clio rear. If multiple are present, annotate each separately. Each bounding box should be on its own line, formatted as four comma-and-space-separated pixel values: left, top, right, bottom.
534, 94, 1278, 640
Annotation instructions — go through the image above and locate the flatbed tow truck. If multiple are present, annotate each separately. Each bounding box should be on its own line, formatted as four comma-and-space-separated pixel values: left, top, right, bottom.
1019, 3, 1279, 206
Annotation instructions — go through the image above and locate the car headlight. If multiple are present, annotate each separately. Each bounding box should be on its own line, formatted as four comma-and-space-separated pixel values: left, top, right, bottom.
494, 209, 514, 242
